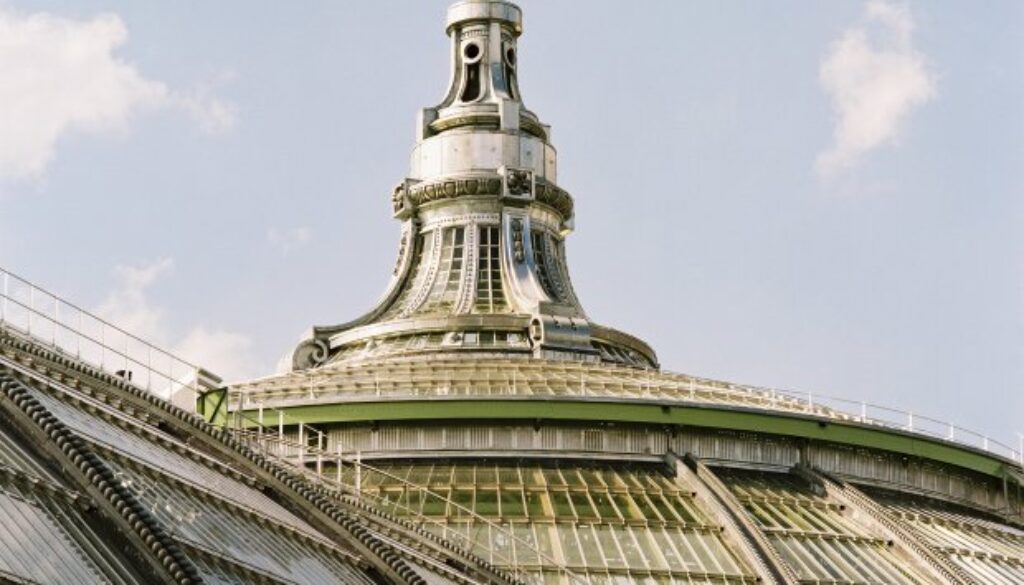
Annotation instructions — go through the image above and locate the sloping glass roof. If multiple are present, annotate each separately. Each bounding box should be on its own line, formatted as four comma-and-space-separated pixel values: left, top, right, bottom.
870, 489, 1024, 584
0, 327, 514, 585
358, 461, 759, 583
0, 478, 124, 585
712, 467, 935, 584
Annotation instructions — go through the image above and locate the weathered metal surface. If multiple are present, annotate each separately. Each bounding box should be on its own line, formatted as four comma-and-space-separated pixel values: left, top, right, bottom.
286, 0, 654, 371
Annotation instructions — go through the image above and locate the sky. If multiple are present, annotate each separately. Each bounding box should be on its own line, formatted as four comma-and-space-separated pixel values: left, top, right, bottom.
1, 1, 1022, 450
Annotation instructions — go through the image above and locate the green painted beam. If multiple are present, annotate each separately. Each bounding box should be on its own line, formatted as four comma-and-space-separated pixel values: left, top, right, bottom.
198, 388, 229, 427
238, 399, 1013, 479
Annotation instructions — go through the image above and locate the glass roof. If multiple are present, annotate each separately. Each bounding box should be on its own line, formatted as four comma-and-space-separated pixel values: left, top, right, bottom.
0, 331, 508, 585
359, 461, 758, 583
713, 467, 935, 584
870, 489, 1024, 585
0, 484, 119, 585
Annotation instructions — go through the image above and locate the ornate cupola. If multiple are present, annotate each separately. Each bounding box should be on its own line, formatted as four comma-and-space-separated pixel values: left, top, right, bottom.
288, 0, 656, 371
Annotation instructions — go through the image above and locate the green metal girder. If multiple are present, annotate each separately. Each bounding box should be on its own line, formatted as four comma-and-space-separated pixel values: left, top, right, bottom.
197, 388, 229, 426
237, 399, 1013, 480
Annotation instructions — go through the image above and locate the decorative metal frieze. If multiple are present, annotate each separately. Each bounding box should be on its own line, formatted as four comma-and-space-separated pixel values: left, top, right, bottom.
407, 174, 574, 219
400, 227, 445, 317
454, 224, 479, 314
422, 212, 500, 231
458, 28, 487, 40
392, 232, 408, 276
510, 218, 525, 263
407, 176, 502, 206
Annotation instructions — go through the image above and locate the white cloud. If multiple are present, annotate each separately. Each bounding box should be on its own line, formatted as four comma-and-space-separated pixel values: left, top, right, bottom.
95, 257, 174, 343
0, 7, 236, 180
173, 326, 258, 384
816, 1, 936, 177
268, 226, 313, 255
177, 88, 238, 135
96, 258, 259, 383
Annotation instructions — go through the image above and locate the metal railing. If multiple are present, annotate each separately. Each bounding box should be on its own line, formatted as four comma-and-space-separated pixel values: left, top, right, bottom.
227, 406, 586, 585
621, 370, 1023, 465
0, 267, 218, 405
3, 262, 1017, 467
235, 361, 1024, 466
721, 383, 1023, 465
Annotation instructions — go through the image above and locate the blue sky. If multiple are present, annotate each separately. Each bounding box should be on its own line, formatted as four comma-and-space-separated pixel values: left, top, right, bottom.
1, 1, 1021, 449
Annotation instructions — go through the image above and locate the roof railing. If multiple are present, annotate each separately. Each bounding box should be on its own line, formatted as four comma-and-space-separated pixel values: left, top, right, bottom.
234, 361, 1023, 466
0, 266, 220, 407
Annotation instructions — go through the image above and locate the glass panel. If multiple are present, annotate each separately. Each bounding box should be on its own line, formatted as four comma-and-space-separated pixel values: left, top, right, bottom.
419, 227, 465, 314
476, 489, 500, 516
500, 488, 526, 518
363, 462, 758, 580
557, 524, 585, 567
531, 230, 559, 300
0, 488, 111, 584
475, 226, 507, 312
117, 465, 365, 584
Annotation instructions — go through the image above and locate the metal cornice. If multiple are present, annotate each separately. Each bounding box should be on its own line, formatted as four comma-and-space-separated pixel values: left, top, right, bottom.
428, 113, 547, 140
590, 323, 659, 368
327, 314, 532, 349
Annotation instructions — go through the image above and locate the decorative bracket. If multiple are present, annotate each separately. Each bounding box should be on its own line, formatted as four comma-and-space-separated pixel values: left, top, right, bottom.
500, 166, 534, 203
391, 178, 419, 220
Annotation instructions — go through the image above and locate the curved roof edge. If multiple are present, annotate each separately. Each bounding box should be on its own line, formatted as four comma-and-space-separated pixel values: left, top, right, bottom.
229, 397, 1021, 484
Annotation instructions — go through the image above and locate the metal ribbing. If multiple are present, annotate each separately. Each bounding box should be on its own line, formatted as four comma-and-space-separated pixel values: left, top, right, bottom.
0, 374, 203, 585
0, 331, 514, 585
676, 452, 800, 585
807, 466, 976, 585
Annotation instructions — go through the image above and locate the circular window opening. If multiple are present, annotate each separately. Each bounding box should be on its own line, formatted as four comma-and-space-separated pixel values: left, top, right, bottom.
505, 47, 517, 67
463, 43, 481, 61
